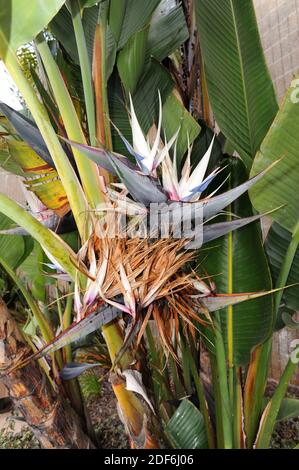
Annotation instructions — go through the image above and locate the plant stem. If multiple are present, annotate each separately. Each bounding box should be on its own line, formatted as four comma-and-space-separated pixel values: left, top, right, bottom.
96, 2, 113, 149
187, 349, 215, 448
214, 312, 233, 448
36, 33, 104, 212
210, 353, 224, 447
102, 321, 132, 369
226, 199, 235, 427
1, 44, 88, 238
63, 287, 74, 363
0, 193, 77, 279
92, 4, 113, 184
68, 0, 96, 146
232, 367, 245, 448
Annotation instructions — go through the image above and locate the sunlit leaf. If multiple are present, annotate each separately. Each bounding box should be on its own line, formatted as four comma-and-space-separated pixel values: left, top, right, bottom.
0, 0, 65, 55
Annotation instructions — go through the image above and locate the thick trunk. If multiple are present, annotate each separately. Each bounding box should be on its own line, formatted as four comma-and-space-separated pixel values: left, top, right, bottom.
0, 298, 95, 449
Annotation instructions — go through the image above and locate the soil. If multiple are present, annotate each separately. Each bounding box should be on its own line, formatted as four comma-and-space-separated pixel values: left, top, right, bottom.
86, 369, 129, 449
0, 412, 40, 449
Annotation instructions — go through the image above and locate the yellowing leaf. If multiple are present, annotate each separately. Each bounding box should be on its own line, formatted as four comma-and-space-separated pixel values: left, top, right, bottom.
7, 140, 69, 216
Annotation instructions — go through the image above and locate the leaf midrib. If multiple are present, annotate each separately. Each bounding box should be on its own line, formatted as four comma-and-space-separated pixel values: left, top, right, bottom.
230, 0, 252, 156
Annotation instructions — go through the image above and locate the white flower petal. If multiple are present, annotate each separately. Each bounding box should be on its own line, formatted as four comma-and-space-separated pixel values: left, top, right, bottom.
84, 246, 109, 307
186, 135, 215, 194
178, 137, 192, 197
129, 94, 151, 164
154, 127, 180, 169
150, 90, 162, 164
119, 264, 136, 317
161, 141, 179, 200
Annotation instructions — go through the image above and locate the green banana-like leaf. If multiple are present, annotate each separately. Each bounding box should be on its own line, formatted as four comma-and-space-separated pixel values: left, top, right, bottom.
108, 72, 133, 156
165, 399, 208, 449
191, 123, 223, 172
109, 62, 173, 157
147, 3, 189, 62
0, 213, 26, 269
18, 241, 49, 302
50, 4, 114, 75
250, 79, 299, 233
0, 0, 65, 56
162, 92, 201, 163
132, 60, 174, 134
116, 0, 160, 49
115, 1, 188, 100
194, 0, 278, 163
117, 26, 149, 95
0, 140, 26, 176
82, 5, 101, 67
108, 0, 126, 44
265, 222, 299, 312
201, 157, 273, 366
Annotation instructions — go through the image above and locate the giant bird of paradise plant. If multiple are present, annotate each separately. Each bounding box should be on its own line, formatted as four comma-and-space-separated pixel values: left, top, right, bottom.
0, 0, 299, 449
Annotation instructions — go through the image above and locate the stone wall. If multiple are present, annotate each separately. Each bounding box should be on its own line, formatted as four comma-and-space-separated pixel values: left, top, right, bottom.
254, 0, 299, 101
